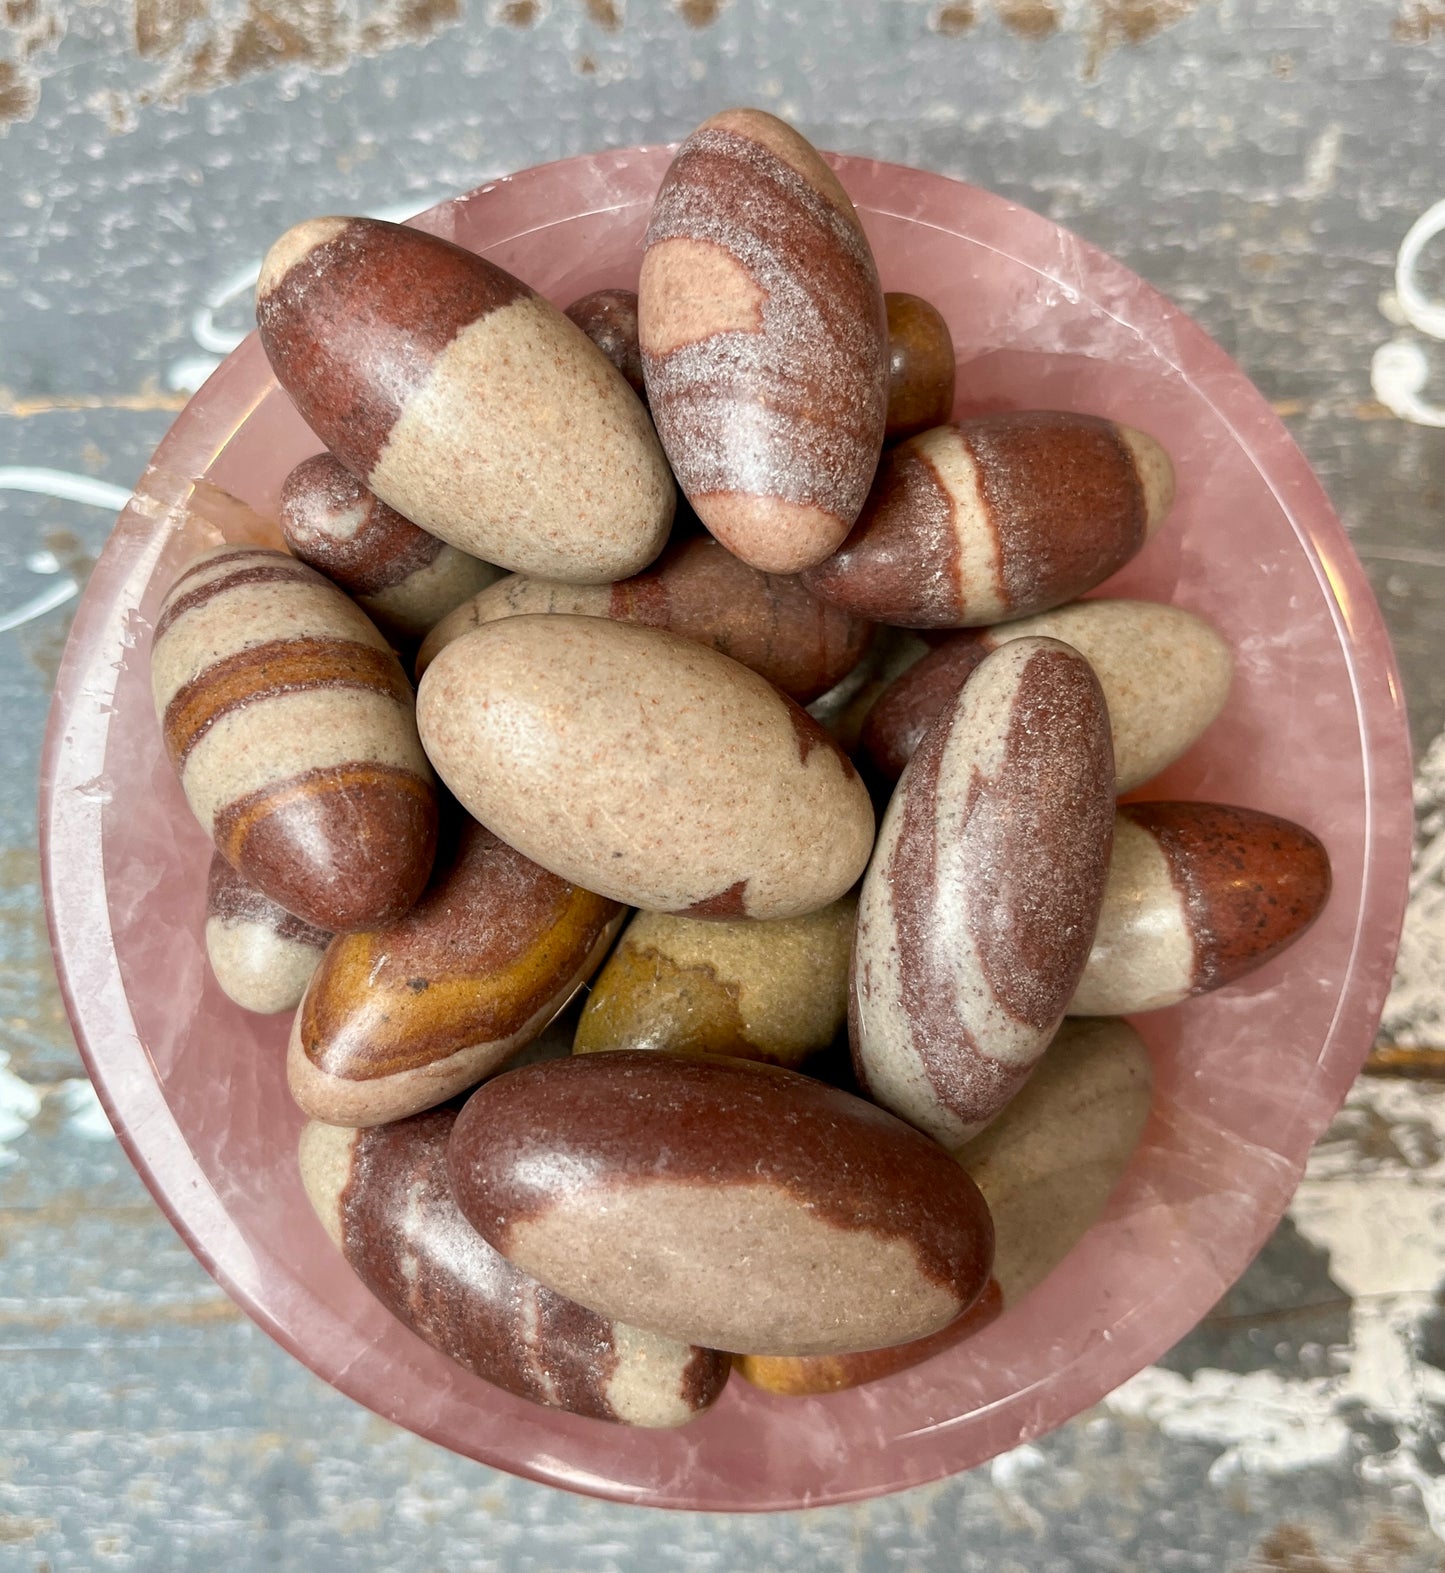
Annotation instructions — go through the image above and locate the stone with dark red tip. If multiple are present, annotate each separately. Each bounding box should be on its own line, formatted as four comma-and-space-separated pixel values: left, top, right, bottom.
280, 454, 501, 641
802, 411, 1175, 628
415, 534, 873, 700
1070, 803, 1332, 1016
639, 108, 888, 574
851, 637, 1115, 1149
256, 216, 674, 583
884, 292, 955, 442
205, 852, 331, 1015
151, 545, 437, 931
860, 599, 1233, 792
446, 1051, 994, 1357
416, 615, 874, 921
300, 1109, 729, 1427
289, 820, 625, 1127
565, 288, 645, 397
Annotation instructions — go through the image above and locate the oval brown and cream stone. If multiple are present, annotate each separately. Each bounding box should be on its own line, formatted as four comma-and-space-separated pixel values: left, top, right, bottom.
802, 412, 1175, 628
205, 852, 331, 1015
415, 535, 872, 701
565, 288, 645, 397
289, 820, 624, 1127
851, 637, 1115, 1149
639, 108, 888, 574
734, 1279, 1002, 1396
572, 897, 855, 1066
416, 616, 874, 921
738, 1018, 1151, 1397
256, 216, 674, 583
447, 1051, 994, 1356
300, 1111, 729, 1426
1069, 803, 1332, 1016
884, 292, 955, 442
150, 545, 437, 931
279, 454, 501, 641
860, 599, 1233, 791
957, 1017, 1152, 1304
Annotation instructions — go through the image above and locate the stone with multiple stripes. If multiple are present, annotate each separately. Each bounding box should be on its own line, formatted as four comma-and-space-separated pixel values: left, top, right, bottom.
279, 454, 501, 642
415, 534, 873, 702
299, 1110, 730, 1427
151, 544, 437, 932
860, 599, 1233, 792
851, 637, 1116, 1150
803, 411, 1175, 628
1069, 803, 1332, 1016
289, 819, 625, 1128
256, 216, 674, 583
204, 852, 331, 1015
639, 108, 888, 574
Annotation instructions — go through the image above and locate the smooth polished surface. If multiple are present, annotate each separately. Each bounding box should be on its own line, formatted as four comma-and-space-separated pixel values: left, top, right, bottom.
16, 30, 1427, 1541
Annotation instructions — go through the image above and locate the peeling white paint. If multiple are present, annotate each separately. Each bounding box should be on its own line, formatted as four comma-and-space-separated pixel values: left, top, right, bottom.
56, 1079, 114, 1143
1108, 1078, 1445, 1542
0, 1051, 43, 1168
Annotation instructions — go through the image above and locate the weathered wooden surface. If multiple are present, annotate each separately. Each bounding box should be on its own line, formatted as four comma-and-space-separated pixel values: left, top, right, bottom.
5, 1, 1445, 1566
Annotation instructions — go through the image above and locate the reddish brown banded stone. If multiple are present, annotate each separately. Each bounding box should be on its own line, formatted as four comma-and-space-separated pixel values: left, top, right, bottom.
565, 288, 644, 396
448, 1051, 992, 1302
607, 537, 872, 702
860, 631, 993, 779
206, 852, 331, 948
962, 412, 1146, 616
154, 559, 316, 642
300, 820, 623, 1079
736, 1276, 1003, 1394
801, 442, 962, 626
643, 123, 886, 531
256, 217, 532, 479
340, 1108, 728, 1420
967, 649, 1115, 1025
675, 879, 750, 920
884, 292, 955, 442
1124, 802, 1332, 992
280, 454, 444, 595
163, 636, 412, 769
214, 762, 437, 932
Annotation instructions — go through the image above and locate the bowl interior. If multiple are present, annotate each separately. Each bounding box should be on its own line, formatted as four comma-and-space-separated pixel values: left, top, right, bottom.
41, 148, 1413, 1510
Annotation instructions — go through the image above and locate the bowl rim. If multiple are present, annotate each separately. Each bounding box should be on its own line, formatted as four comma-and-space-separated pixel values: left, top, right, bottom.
39, 144, 1415, 1512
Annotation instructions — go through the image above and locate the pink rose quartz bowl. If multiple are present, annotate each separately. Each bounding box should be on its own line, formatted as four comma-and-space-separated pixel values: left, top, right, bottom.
40, 148, 1412, 1511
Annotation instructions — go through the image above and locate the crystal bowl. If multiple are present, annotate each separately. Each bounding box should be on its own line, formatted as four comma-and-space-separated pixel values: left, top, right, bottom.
40, 148, 1413, 1510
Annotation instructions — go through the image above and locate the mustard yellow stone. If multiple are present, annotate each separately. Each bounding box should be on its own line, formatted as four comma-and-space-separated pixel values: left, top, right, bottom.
573, 897, 856, 1066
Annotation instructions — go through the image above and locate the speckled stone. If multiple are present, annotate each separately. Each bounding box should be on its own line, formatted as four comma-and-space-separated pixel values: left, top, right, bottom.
279, 454, 501, 641
957, 1018, 1152, 1304
256, 216, 674, 583
572, 896, 855, 1066
416, 616, 875, 921
851, 637, 1115, 1149
639, 109, 888, 574
861, 599, 1233, 792
415, 535, 872, 701
733, 1279, 1002, 1396
299, 1111, 729, 1427
150, 545, 437, 931
1070, 804, 1332, 1016
565, 288, 645, 397
883, 292, 955, 442
446, 1051, 994, 1357
802, 412, 1174, 628
204, 852, 331, 1015
289, 819, 624, 1127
